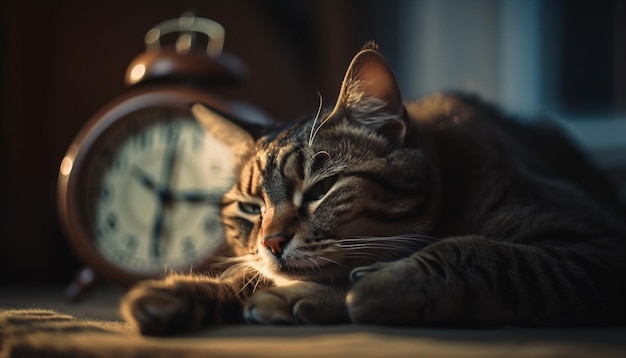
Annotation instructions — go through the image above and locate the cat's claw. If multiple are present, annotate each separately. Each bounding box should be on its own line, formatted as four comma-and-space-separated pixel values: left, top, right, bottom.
350, 265, 382, 283
347, 259, 425, 325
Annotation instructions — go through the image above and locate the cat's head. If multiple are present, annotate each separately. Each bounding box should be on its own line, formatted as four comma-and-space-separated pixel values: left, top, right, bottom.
193, 44, 438, 284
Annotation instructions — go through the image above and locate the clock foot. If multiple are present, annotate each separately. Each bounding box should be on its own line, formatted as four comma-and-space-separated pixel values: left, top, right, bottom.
64, 267, 100, 301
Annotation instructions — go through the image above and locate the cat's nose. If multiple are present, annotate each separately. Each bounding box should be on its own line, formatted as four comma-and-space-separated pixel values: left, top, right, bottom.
263, 234, 290, 257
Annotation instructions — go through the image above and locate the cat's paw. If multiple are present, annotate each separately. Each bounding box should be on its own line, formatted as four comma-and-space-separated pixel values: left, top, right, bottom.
120, 279, 205, 336
243, 282, 348, 325
243, 289, 298, 324
346, 258, 460, 325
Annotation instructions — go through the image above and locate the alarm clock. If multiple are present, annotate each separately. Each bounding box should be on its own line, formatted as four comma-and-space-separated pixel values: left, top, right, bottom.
57, 15, 271, 299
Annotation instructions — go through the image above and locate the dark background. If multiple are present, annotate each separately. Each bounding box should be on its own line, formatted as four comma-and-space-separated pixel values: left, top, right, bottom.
0, 0, 401, 284
1, 0, 625, 286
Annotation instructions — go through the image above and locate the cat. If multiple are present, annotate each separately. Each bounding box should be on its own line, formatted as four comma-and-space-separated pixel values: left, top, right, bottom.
120, 42, 626, 335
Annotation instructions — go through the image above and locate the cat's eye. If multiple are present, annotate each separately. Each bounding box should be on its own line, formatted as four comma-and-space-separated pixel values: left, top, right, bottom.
238, 202, 261, 215
306, 175, 339, 201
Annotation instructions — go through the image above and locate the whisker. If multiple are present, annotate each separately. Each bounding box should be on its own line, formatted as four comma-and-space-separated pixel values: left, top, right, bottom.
237, 268, 262, 295
335, 242, 420, 248
343, 252, 399, 262
301, 258, 317, 273
221, 262, 249, 279
251, 271, 263, 294
309, 113, 333, 148
308, 91, 324, 147
311, 150, 331, 161
335, 246, 413, 255
338, 235, 440, 243
316, 256, 351, 270
306, 258, 322, 271
337, 235, 438, 252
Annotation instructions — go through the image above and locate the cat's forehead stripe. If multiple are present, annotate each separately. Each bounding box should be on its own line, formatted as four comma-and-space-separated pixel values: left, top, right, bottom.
255, 143, 303, 205
277, 145, 302, 179
246, 161, 256, 195
236, 159, 262, 197
252, 158, 263, 196
255, 154, 266, 173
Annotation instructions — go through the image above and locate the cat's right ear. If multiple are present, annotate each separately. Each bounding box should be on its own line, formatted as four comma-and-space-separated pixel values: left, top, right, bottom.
191, 103, 256, 159
331, 43, 408, 145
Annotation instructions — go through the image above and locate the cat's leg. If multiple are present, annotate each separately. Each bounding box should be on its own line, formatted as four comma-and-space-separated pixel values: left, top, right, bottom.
120, 271, 268, 335
346, 236, 626, 326
243, 281, 350, 324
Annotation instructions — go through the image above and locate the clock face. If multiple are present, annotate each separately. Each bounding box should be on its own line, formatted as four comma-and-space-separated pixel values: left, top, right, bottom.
78, 106, 234, 274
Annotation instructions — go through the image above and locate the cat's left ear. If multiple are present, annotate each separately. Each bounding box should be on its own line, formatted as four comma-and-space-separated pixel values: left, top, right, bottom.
332, 43, 408, 145
191, 103, 256, 160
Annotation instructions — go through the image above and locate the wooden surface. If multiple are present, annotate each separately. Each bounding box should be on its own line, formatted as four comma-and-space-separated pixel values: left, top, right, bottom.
1, 285, 626, 358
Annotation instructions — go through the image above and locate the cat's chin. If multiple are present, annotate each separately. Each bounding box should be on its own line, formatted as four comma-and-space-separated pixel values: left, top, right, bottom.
276, 270, 352, 286
253, 259, 352, 286
252, 245, 376, 285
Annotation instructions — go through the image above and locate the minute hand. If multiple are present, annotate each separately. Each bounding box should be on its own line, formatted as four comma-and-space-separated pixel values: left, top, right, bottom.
161, 135, 179, 190
150, 129, 180, 259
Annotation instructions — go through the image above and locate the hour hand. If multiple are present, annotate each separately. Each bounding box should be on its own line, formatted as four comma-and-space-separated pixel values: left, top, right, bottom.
131, 166, 158, 191
173, 190, 222, 204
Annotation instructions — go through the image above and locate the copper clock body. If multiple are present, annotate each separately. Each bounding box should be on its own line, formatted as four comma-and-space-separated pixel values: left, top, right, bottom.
57, 16, 269, 290
58, 87, 250, 287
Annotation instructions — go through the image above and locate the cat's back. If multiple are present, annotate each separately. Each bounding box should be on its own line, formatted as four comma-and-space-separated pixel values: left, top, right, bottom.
406, 93, 618, 202
406, 92, 571, 160
405, 92, 555, 190
405, 92, 626, 237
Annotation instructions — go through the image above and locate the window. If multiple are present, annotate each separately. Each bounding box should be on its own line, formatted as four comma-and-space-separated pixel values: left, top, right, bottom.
395, 0, 626, 198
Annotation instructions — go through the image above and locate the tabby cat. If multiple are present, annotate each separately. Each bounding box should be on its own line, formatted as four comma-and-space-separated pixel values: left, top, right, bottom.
121, 43, 626, 335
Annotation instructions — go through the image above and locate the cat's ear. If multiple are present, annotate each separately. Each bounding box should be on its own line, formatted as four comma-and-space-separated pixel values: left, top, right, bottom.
191, 103, 256, 159
332, 43, 407, 144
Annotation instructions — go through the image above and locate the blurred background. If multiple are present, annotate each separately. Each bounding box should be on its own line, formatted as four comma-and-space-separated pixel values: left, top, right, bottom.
1, 0, 625, 285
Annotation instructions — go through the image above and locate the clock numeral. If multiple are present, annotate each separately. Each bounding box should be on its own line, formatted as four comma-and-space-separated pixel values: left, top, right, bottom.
106, 212, 118, 231
161, 121, 181, 144
100, 183, 114, 203
133, 131, 153, 150
182, 236, 196, 259
204, 214, 219, 234
96, 211, 119, 239
112, 155, 127, 171
89, 182, 114, 206
102, 149, 127, 172
122, 234, 138, 254
109, 248, 131, 265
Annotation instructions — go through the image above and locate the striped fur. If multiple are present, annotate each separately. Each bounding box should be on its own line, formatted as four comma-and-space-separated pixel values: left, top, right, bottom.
121, 44, 626, 335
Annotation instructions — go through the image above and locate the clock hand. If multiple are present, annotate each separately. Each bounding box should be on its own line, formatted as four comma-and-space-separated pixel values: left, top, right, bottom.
150, 199, 165, 259
131, 166, 158, 192
160, 132, 180, 191
172, 189, 223, 204
150, 128, 180, 260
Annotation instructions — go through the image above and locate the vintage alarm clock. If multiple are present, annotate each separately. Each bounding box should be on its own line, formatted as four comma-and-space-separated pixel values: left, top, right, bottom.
57, 15, 270, 299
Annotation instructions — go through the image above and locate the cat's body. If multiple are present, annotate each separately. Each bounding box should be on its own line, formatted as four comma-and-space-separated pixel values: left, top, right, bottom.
121, 44, 626, 335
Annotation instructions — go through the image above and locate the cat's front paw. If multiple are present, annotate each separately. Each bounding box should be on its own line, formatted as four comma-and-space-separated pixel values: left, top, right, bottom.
346, 257, 460, 325
243, 282, 348, 325
244, 289, 298, 324
120, 279, 205, 336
